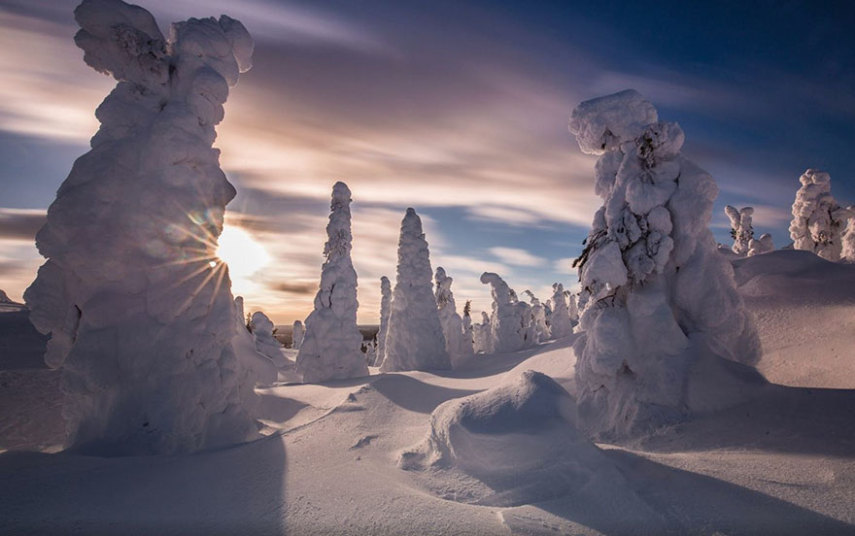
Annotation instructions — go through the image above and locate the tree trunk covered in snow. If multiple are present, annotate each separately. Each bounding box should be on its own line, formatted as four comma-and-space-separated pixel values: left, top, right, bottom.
569, 90, 762, 439
24, 0, 258, 455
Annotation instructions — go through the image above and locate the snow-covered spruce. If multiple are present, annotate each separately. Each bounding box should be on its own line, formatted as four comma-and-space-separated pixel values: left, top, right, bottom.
789, 169, 849, 262
435, 267, 474, 367
568, 90, 762, 438
725, 205, 755, 256
461, 300, 476, 355
23, 0, 259, 455
523, 290, 550, 343
374, 276, 392, 367
250, 310, 287, 367
747, 233, 775, 257
296, 182, 368, 383
549, 283, 574, 339
480, 273, 535, 353
473, 311, 492, 354
842, 210, 855, 262
291, 320, 304, 349
381, 209, 450, 372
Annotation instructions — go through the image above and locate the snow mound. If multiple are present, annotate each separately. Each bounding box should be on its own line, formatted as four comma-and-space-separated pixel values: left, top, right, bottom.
399, 371, 618, 506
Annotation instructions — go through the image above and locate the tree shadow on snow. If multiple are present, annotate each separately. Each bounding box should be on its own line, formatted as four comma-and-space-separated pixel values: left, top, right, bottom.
535, 449, 854, 535
0, 433, 288, 535
371, 374, 480, 414
638, 384, 855, 458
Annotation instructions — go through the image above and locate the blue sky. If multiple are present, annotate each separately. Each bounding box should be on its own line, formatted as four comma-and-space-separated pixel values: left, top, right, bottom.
0, 0, 853, 323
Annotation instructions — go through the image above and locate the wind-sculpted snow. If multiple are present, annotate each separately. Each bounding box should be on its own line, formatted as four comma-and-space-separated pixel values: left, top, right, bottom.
435, 267, 473, 367
569, 90, 761, 438
381, 209, 450, 372
23, 0, 258, 455
297, 182, 368, 383
480, 272, 536, 353
790, 170, 849, 262
725, 205, 755, 256
399, 370, 626, 507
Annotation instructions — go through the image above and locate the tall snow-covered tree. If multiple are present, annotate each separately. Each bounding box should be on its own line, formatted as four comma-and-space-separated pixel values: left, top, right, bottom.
381, 209, 450, 372
549, 283, 574, 339
435, 267, 473, 367
568, 90, 761, 438
24, 0, 258, 455
374, 276, 392, 367
480, 273, 534, 353
725, 206, 754, 256
790, 169, 848, 261
296, 182, 368, 383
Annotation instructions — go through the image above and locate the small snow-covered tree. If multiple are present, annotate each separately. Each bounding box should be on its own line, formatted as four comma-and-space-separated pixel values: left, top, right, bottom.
842, 210, 855, 262
523, 290, 550, 342
24, 0, 258, 455
790, 169, 848, 261
291, 320, 304, 349
435, 267, 473, 367
461, 300, 475, 355
725, 206, 754, 256
568, 90, 761, 438
549, 283, 574, 339
747, 234, 775, 257
374, 276, 392, 367
381, 209, 450, 372
296, 182, 368, 383
473, 311, 492, 354
480, 273, 534, 353
250, 311, 286, 367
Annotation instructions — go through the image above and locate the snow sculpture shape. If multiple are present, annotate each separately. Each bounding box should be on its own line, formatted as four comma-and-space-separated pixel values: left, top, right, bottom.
291, 320, 304, 349
399, 371, 627, 507
296, 182, 368, 383
523, 290, 550, 342
480, 273, 535, 353
435, 267, 473, 367
24, 0, 257, 455
374, 276, 392, 367
549, 283, 574, 339
250, 311, 286, 367
790, 169, 848, 261
747, 233, 775, 257
725, 206, 754, 256
381, 208, 450, 372
569, 90, 762, 438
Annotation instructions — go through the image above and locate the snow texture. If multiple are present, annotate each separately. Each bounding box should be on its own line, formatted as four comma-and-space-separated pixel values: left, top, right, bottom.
381, 208, 450, 372
480, 273, 536, 353
23, 0, 258, 455
725, 205, 754, 256
435, 267, 473, 367
296, 182, 368, 383
549, 283, 574, 338
290, 320, 304, 350
374, 276, 391, 367
569, 90, 761, 438
747, 233, 775, 257
790, 169, 848, 262
399, 370, 622, 507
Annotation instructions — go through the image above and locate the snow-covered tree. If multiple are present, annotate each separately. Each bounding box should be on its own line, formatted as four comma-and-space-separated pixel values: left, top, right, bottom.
435, 267, 473, 367
362, 339, 377, 365
842, 210, 855, 262
23, 0, 258, 455
291, 320, 304, 349
747, 233, 775, 257
480, 273, 534, 353
725, 206, 754, 256
375, 276, 392, 367
523, 290, 550, 342
473, 311, 492, 354
296, 182, 368, 383
549, 283, 574, 339
381, 208, 450, 372
250, 311, 286, 367
790, 169, 848, 261
568, 90, 761, 438
461, 300, 475, 355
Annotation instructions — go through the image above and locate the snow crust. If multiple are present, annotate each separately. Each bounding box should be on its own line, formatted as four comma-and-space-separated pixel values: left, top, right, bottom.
569, 90, 762, 438
435, 267, 474, 367
23, 0, 258, 455
381, 209, 450, 372
296, 182, 368, 383
790, 169, 849, 261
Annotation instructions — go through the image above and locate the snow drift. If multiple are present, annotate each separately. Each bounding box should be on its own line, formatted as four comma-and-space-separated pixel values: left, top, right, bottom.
24, 0, 259, 455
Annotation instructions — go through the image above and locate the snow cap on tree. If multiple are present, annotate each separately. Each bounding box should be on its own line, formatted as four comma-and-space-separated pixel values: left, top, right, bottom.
296, 181, 368, 383
381, 208, 450, 372
790, 169, 848, 261
568, 90, 762, 439
725, 206, 754, 256
23, 0, 258, 455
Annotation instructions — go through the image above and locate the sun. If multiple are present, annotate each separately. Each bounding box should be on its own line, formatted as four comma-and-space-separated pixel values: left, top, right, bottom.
216, 225, 271, 295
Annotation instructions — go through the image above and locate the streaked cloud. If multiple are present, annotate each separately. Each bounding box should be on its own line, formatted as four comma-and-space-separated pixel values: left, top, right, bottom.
488, 247, 547, 268
0, 208, 46, 242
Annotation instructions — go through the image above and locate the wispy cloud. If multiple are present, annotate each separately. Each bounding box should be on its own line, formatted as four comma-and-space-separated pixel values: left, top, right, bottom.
488, 246, 546, 267
0, 208, 46, 242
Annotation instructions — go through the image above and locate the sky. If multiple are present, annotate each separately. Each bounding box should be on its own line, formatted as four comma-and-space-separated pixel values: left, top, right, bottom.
0, 0, 853, 324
